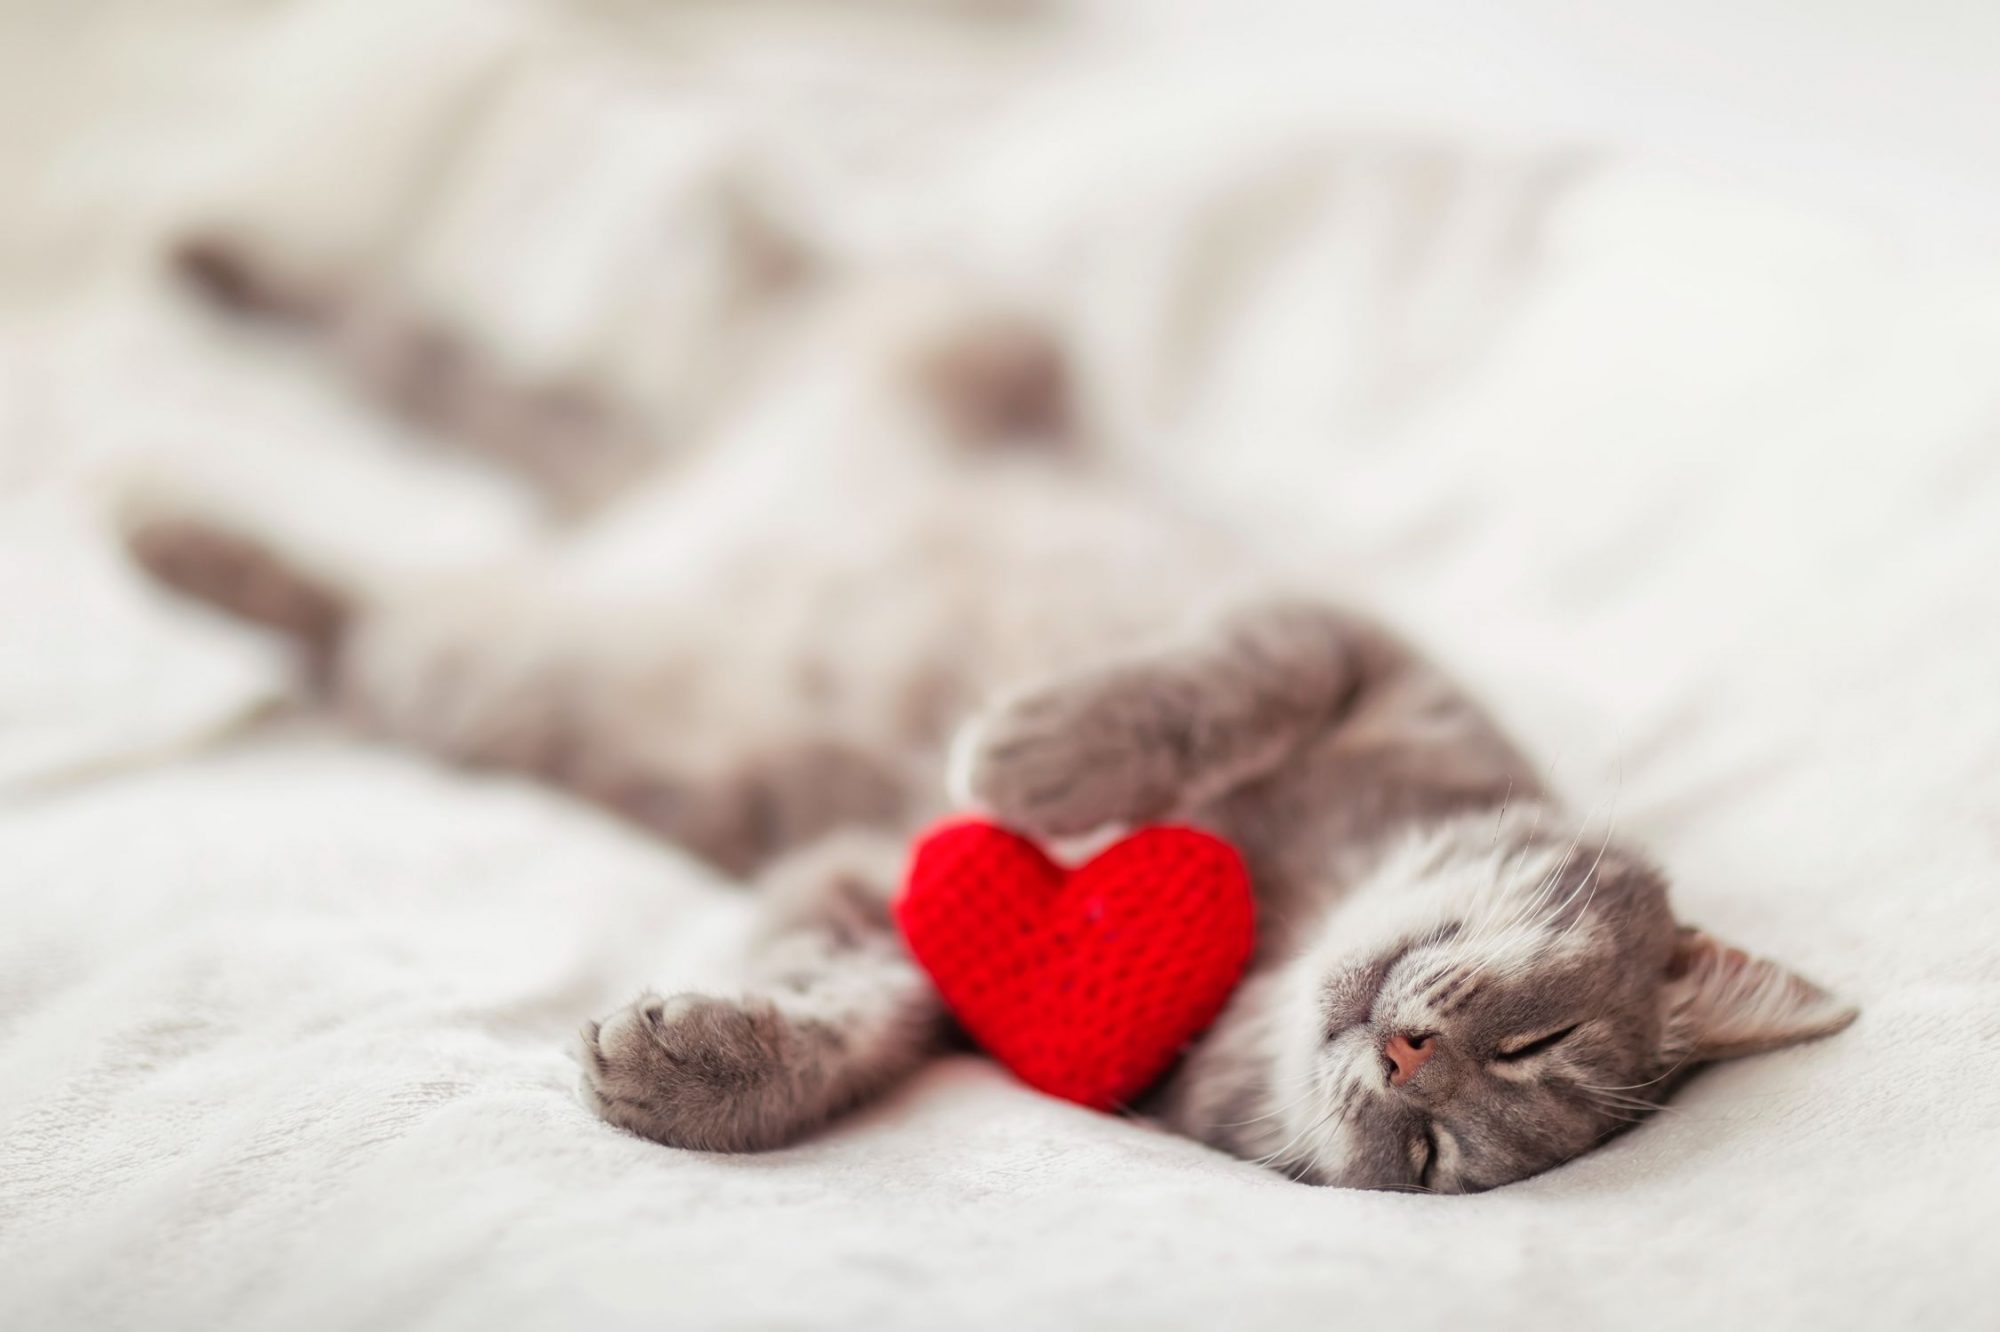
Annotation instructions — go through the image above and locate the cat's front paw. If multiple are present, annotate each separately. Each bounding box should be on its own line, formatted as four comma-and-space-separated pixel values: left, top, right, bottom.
578, 992, 807, 1152
955, 668, 1186, 839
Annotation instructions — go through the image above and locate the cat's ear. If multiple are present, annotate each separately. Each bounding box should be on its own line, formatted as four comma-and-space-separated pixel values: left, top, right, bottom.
1660, 927, 1858, 1063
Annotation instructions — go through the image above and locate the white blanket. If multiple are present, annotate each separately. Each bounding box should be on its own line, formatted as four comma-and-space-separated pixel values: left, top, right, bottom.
4, 4, 1998, 1329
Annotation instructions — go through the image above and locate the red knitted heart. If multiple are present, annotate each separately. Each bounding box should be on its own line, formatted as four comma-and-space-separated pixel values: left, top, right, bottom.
895, 819, 1255, 1110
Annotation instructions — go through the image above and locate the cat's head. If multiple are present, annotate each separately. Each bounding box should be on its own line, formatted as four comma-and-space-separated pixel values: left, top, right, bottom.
1260, 812, 1855, 1192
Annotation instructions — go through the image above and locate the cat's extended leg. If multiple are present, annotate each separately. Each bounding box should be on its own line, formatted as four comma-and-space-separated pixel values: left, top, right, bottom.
125, 516, 354, 679
123, 514, 910, 874
172, 234, 658, 513
170, 234, 1079, 510
959, 600, 1391, 838
580, 831, 947, 1151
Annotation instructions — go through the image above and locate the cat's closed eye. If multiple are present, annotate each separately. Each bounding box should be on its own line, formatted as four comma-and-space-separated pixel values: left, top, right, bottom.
1493, 1023, 1579, 1062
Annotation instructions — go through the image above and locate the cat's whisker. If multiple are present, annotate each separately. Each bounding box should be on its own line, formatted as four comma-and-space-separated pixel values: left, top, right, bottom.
1458, 797, 1612, 962
1547, 782, 1622, 935
1584, 1058, 1694, 1094
1574, 1085, 1680, 1119
1218, 1073, 1320, 1128
1545, 818, 1617, 948
1455, 852, 1549, 951
1288, 1076, 1366, 1183
1251, 1071, 1343, 1170
1255, 1107, 1332, 1171
1464, 808, 1600, 948
1527, 801, 1602, 911
1490, 779, 1513, 848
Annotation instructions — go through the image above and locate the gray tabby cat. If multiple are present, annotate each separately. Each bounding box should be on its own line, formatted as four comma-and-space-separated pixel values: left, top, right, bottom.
130, 239, 1856, 1192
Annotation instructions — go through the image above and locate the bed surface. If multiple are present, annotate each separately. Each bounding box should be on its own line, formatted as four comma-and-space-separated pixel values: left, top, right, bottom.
3, 3, 1998, 1328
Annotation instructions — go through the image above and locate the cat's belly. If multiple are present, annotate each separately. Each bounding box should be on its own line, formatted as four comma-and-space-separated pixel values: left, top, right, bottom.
659, 467, 1257, 770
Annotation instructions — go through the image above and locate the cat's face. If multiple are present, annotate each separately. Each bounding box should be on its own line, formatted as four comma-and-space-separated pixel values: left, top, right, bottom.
1261, 816, 1856, 1192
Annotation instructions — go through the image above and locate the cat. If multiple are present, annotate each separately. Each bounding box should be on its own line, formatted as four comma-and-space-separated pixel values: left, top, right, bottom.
127, 235, 1857, 1192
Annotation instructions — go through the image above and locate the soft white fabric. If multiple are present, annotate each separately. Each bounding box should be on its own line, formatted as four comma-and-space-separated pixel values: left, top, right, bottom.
4, 3, 1999, 1329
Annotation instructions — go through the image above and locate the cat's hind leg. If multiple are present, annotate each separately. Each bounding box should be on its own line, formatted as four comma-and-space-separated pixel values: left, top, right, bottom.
580, 831, 945, 1152
172, 234, 658, 515
123, 512, 913, 875
125, 515, 354, 677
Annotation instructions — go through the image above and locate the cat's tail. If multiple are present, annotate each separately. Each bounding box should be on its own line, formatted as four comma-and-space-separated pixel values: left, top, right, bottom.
121, 510, 354, 670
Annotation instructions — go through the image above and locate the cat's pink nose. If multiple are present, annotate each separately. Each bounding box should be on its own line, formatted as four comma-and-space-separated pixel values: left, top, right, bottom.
1384, 1032, 1437, 1086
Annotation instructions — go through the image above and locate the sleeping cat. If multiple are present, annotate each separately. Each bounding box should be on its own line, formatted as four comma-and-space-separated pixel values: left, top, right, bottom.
129, 237, 1856, 1192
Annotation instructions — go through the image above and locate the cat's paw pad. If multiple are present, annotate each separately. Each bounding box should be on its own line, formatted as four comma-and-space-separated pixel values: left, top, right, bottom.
578, 991, 799, 1152
957, 672, 1183, 839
